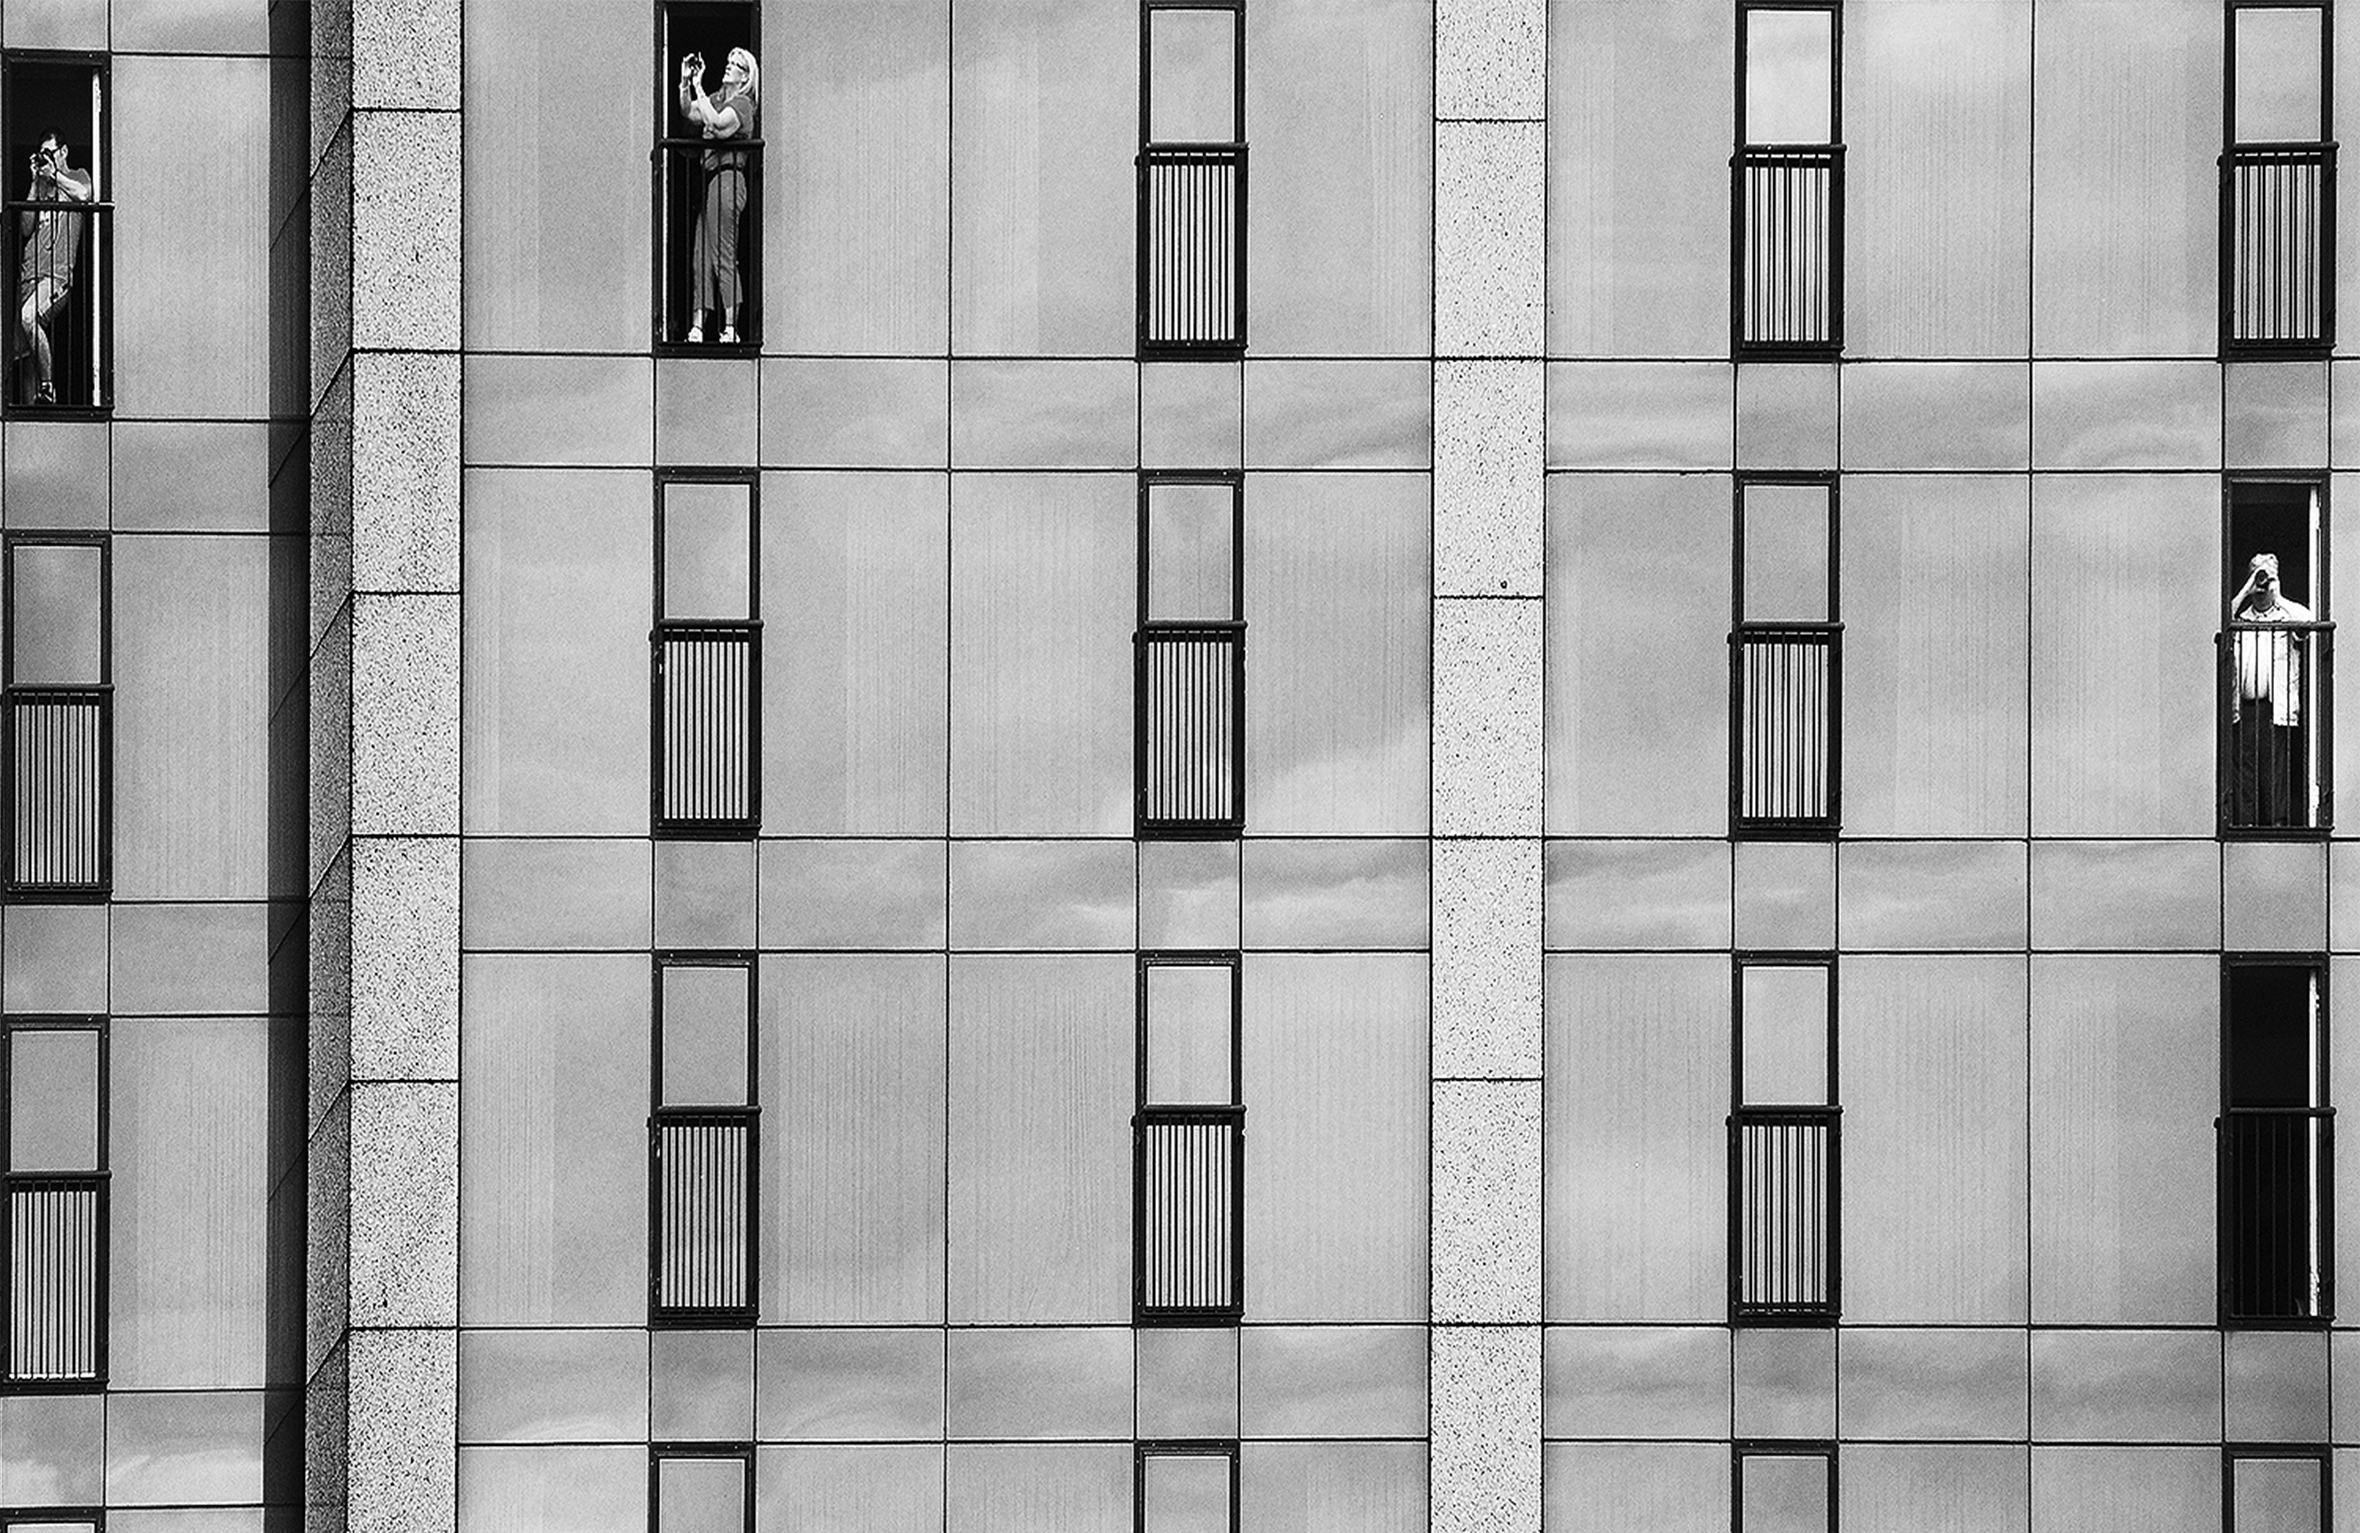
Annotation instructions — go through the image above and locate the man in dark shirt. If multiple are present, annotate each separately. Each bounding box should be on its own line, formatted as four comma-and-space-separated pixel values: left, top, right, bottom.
17, 132, 91, 407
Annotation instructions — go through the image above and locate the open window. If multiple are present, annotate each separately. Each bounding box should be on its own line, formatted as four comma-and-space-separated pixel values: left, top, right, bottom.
2221, 479, 2331, 835
651, 1444, 752, 1533
1730, 956, 1839, 1325
1138, 0, 1246, 355
2220, 957, 2333, 1327
1136, 473, 1244, 838
1732, 477, 1839, 837
653, 471, 760, 838
2, 53, 108, 413
1135, 953, 1244, 1324
3, 1016, 107, 1390
1734, 2, 1841, 354
2227, 1446, 2330, 1533
1136, 1441, 1239, 1533
1735, 1443, 1835, 1533
655, 2, 761, 351
649, 954, 757, 1328
2223, 1, 2334, 352
4, 534, 110, 898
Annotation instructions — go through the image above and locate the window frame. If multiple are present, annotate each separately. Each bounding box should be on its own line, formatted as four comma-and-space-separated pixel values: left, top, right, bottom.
1732, 0, 1844, 358
1, 1013, 109, 1394
1730, 474, 1842, 840
0, 49, 112, 419
2220, 474, 2334, 837
1135, 1439, 1241, 1533
1729, 952, 1841, 1328
648, 1441, 755, 1533
1135, 471, 1247, 839
1732, 1440, 1837, 1533
2224, 1443, 2331, 1532
1137, 0, 1249, 358
2218, 952, 2335, 1329
651, 468, 762, 840
2, 530, 112, 901
2221, 0, 2337, 354
647, 950, 760, 1330
0, 1512, 104, 1533
650, 1, 764, 356
1134, 950, 1246, 1325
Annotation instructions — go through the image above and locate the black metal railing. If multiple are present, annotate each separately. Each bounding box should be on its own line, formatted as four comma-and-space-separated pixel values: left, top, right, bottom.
2219, 621, 2333, 834
649, 1107, 757, 1326
2220, 1107, 2334, 1326
1138, 143, 1246, 355
652, 621, 759, 837
1732, 624, 1839, 836
2223, 144, 2336, 352
1135, 1104, 1244, 1323
1730, 1107, 1839, 1323
652, 139, 763, 350
1734, 145, 1842, 352
5, 1173, 106, 1386
1136, 623, 1244, 837
5, 201, 110, 411
6, 686, 109, 898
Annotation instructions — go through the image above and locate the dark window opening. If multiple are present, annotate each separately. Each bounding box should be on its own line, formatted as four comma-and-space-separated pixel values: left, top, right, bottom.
1135, 952, 1244, 1324
1136, 1441, 1239, 1533
1136, 473, 1244, 838
3, 1016, 107, 1391
653, 471, 759, 838
656, 3, 761, 351
2221, 479, 2332, 834
2220, 958, 2333, 1327
2, 54, 108, 413
1734, 3, 1841, 354
4, 533, 110, 899
649, 954, 757, 1327
1138, 0, 1246, 355
2223, 1, 2335, 352
1730, 957, 1839, 1326
1732, 477, 1839, 838
1734, 1442, 1835, 1533
650, 1444, 753, 1532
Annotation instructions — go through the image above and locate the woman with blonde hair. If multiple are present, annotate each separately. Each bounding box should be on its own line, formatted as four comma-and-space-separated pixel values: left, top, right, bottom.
677, 45, 759, 344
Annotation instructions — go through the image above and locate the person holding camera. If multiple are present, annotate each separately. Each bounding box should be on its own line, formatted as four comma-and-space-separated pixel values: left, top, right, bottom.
2230, 551, 2316, 826
17, 131, 91, 407
677, 46, 759, 345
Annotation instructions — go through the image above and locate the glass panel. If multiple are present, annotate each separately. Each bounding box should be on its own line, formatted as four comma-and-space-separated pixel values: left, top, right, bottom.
1149, 9, 1238, 143
1146, 961, 1234, 1105
1740, 966, 1828, 1107
1146, 481, 1237, 623
8, 1026, 98, 1171
658, 1455, 747, 1531
1742, 484, 1830, 624
2236, 7, 2325, 143
2228, 965, 2322, 1107
662, 480, 753, 621
2233, 1456, 2324, 1533
1143, 1452, 1233, 1533
10, 542, 102, 685
660, 963, 750, 1106
1745, 9, 1834, 144
1740, 1452, 1830, 1533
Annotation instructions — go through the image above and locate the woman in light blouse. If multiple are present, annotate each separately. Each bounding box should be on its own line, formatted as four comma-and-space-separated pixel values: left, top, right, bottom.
677, 46, 759, 344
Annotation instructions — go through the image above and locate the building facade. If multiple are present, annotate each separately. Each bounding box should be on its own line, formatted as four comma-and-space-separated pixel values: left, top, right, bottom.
0, 0, 2355, 1529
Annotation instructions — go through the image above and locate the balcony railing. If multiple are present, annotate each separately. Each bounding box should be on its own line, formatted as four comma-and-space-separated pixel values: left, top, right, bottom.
2223, 144, 2336, 353
1135, 1104, 1244, 1323
1734, 145, 1842, 353
1138, 143, 1246, 356
5, 1173, 106, 1386
1137, 622, 1244, 838
6, 201, 110, 412
2220, 1107, 2334, 1326
652, 621, 759, 838
1732, 624, 1839, 836
649, 1106, 757, 1326
6, 685, 109, 898
2219, 621, 2332, 835
652, 138, 763, 350
1730, 1107, 1839, 1324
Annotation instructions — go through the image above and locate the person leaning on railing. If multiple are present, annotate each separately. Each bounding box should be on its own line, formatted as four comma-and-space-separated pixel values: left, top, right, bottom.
677, 46, 759, 346
16, 131, 90, 407
2229, 551, 2314, 827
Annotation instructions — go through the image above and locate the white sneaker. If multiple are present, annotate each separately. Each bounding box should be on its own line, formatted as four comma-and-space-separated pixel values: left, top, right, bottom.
686, 325, 703, 344
718, 327, 738, 345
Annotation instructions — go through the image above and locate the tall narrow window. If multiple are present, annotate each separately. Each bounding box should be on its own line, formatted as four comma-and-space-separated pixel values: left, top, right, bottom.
1735, 1443, 1835, 1533
1136, 474, 1245, 837
2220, 957, 2333, 1326
1734, 2, 1841, 354
1135, 953, 1244, 1324
1732, 477, 1839, 837
0, 1513, 101, 1532
649, 954, 757, 1327
1730, 957, 1839, 1325
655, 3, 762, 350
2227, 1446, 2330, 1532
3, 1016, 106, 1389
2222, 479, 2332, 834
2223, 0, 2334, 352
653, 472, 760, 837
4, 534, 109, 898
651, 1444, 752, 1533
1137, 1441, 1239, 1533
1138, 0, 1246, 355
3, 53, 108, 413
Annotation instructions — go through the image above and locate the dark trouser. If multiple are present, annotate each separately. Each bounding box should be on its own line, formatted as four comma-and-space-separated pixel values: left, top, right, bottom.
692, 167, 747, 313
2232, 715, 2308, 827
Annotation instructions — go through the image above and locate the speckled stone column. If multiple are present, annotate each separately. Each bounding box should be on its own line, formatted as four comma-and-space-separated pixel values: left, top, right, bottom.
307, 0, 463, 1529
1432, 0, 1547, 1526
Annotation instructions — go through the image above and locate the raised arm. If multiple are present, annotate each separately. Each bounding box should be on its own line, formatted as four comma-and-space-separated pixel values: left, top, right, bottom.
53, 165, 90, 203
